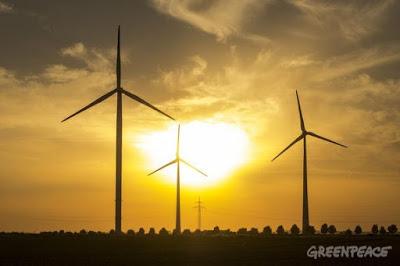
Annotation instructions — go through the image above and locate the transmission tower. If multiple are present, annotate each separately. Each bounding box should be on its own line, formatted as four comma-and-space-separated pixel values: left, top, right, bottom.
194, 197, 205, 231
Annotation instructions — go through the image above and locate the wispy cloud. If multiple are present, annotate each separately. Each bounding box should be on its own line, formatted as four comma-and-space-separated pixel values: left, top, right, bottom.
292, 0, 394, 41
150, 0, 270, 44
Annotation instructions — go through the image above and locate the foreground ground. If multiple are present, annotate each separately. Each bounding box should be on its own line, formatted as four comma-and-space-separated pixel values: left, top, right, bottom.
0, 234, 399, 265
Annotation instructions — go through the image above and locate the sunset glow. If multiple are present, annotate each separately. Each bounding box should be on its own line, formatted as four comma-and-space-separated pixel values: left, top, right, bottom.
1, 1, 399, 234
135, 121, 250, 187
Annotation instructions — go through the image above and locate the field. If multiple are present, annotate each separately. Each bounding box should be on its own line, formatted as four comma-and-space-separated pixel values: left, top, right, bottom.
1, 233, 399, 265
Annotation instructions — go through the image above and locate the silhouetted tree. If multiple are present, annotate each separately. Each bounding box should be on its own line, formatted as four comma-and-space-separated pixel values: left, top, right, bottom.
328, 225, 336, 234
109, 229, 115, 235
172, 229, 180, 236
237, 228, 247, 236
249, 227, 258, 236
371, 224, 379, 235
262, 226, 272, 236
148, 228, 156, 236
79, 229, 87, 236
388, 224, 398, 234
379, 226, 386, 235
159, 228, 169, 237
354, 225, 362, 235
320, 224, 328, 234
276, 225, 285, 235
290, 224, 300, 235
127, 229, 135, 236
194, 229, 201, 236
182, 229, 191, 236
221, 229, 233, 236
304, 225, 315, 235
213, 226, 220, 234
137, 228, 145, 236
345, 229, 352, 236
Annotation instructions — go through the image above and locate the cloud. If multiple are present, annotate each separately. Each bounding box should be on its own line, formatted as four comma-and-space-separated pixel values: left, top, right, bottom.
0, 43, 116, 127
150, 0, 270, 43
61, 42, 114, 73
0, 1, 13, 13
61, 42, 87, 58
292, 0, 394, 41
42, 65, 88, 83
150, 0, 394, 47
311, 47, 400, 82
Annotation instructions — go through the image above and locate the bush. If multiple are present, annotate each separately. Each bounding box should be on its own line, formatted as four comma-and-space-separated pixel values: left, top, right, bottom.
276, 225, 285, 235
345, 229, 352, 236
328, 225, 336, 234
290, 224, 300, 235
320, 224, 328, 234
172, 229, 181, 236
213, 226, 220, 234
148, 228, 156, 236
388, 224, 398, 234
194, 229, 201, 236
354, 225, 362, 235
126, 229, 135, 236
182, 229, 191, 236
237, 228, 247, 235
159, 228, 169, 236
371, 224, 378, 235
304, 225, 315, 235
262, 226, 272, 236
249, 228, 258, 236
379, 226, 386, 235
137, 228, 145, 236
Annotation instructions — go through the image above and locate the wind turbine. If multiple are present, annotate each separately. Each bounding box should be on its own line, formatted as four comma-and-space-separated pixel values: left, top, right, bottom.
148, 125, 207, 234
61, 26, 175, 234
271, 90, 347, 233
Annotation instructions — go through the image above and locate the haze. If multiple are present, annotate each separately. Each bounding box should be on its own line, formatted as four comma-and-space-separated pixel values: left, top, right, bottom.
0, 0, 399, 232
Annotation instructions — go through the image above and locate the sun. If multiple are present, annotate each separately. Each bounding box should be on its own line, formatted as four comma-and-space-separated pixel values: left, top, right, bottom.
135, 121, 250, 187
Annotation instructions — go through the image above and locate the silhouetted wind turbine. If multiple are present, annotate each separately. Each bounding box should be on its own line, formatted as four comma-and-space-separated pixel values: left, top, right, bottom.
61, 26, 175, 234
271, 90, 347, 233
148, 125, 207, 234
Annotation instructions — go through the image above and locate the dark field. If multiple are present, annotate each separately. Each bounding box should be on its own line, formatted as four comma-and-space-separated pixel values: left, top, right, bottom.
0, 234, 399, 265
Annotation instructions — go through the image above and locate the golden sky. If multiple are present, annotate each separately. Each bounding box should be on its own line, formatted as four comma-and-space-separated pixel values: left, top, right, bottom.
0, 0, 399, 232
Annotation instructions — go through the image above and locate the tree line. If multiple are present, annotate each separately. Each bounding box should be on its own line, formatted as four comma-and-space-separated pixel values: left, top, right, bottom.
1, 224, 397, 237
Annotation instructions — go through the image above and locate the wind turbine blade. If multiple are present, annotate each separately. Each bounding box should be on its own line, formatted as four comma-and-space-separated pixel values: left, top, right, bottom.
116, 25, 121, 88
180, 159, 207, 177
122, 89, 175, 121
61, 89, 117, 122
307, 131, 347, 148
296, 90, 305, 131
177, 124, 180, 157
271, 134, 304, 162
148, 159, 177, 176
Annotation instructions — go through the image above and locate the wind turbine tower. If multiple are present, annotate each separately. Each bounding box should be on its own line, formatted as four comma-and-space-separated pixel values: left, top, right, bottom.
271, 90, 347, 233
148, 125, 207, 234
62, 26, 174, 234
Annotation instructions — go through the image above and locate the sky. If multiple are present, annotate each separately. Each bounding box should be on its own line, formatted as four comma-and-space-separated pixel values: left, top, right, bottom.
0, 0, 399, 232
